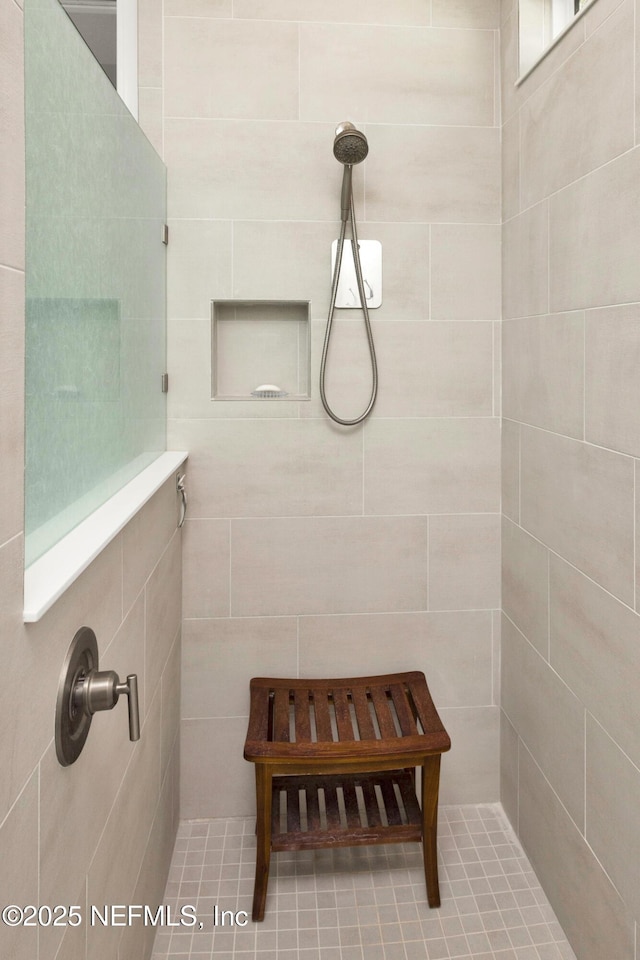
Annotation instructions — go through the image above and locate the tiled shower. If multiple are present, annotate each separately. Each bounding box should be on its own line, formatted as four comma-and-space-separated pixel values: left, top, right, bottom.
1, 1, 639, 959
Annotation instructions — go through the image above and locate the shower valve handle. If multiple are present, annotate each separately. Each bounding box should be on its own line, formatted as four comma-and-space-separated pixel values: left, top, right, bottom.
75, 669, 141, 741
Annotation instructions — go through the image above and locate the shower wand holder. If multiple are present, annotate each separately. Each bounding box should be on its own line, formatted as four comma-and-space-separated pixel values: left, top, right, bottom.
55, 626, 140, 766
330, 239, 382, 309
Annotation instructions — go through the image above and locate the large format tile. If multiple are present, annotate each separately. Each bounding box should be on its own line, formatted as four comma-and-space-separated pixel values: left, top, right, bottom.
182, 617, 298, 719
365, 125, 500, 224
299, 23, 494, 126
181, 519, 230, 619
232, 0, 430, 24
519, 744, 634, 960
364, 419, 500, 516
428, 514, 501, 611
367, 322, 494, 418
431, 224, 501, 321
0, 772, 38, 960
501, 418, 520, 524
502, 313, 585, 439
432, 0, 500, 27
586, 715, 640, 919
438, 706, 500, 802
165, 18, 298, 120
230, 516, 428, 616
585, 303, 640, 457
502, 202, 549, 320
519, 0, 634, 208
520, 425, 634, 603
502, 615, 585, 829
550, 146, 640, 312
550, 555, 640, 770
167, 219, 232, 320
165, 119, 341, 221
502, 517, 549, 657
298, 610, 494, 708
181, 716, 255, 818
175, 419, 363, 519
233, 220, 430, 322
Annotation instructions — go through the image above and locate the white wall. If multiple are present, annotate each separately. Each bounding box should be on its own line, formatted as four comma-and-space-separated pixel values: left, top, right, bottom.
162, 0, 503, 819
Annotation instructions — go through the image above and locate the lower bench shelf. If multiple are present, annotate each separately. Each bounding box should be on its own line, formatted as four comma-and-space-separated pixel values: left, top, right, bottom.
271, 770, 423, 851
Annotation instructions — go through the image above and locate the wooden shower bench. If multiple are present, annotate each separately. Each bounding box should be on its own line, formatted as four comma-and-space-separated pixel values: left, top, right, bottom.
243, 671, 451, 921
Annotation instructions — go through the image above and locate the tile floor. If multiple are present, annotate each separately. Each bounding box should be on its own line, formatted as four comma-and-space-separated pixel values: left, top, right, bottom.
150, 803, 577, 960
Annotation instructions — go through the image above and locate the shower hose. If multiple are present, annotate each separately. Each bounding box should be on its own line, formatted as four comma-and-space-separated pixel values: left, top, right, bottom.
319, 197, 378, 426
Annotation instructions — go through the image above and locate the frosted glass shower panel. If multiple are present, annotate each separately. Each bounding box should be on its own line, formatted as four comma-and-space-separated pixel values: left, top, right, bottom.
24, 0, 167, 566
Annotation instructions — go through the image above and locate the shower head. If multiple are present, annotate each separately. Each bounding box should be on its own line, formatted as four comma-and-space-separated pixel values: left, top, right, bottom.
333, 122, 368, 222
333, 122, 369, 166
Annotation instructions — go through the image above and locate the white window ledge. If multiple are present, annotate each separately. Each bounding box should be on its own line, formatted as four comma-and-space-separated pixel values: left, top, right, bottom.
23, 451, 188, 622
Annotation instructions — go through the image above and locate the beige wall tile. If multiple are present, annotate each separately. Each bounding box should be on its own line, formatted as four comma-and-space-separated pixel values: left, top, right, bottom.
438, 706, 500, 803
86, 693, 162, 960
550, 148, 640, 313
428, 514, 501, 611
502, 517, 549, 656
182, 616, 298, 718
502, 112, 520, 222
166, 0, 231, 14
230, 516, 428, 616
175, 419, 363, 518
502, 615, 585, 828
520, 425, 634, 603
299, 24, 494, 126
166, 18, 298, 121
502, 313, 585, 438
433, 0, 500, 27
123, 476, 180, 612
145, 532, 182, 702
181, 717, 255, 818
519, 744, 634, 960
181, 519, 230, 619
365, 125, 500, 224
586, 715, 640, 919
165, 119, 341, 221
0, 0, 24, 270
585, 304, 640, 456
550, 555, 640, 771
232, 0, 430, 25
431, 225, 501, 321
502, 202, 549, 320
0, 266, 25, 546
138, 0, 163, 88
0, 772, 38, 960
299, 611, 494, 708
501, 418, 520, 524
520, 0, 634, 208
364, 419, 500, 516
233, 220, 430, 322
167, 220, 232, 320
161, 634, 181, 779
138, 87, 163, 157
500, 711, 519, 830
103, 592, 146, 722
369, 322, 494, 418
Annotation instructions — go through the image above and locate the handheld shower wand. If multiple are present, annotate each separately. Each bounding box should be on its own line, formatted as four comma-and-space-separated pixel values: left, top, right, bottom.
320, 122, 378, 426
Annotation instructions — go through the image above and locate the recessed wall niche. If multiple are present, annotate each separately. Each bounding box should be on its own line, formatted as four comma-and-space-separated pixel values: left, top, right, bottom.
211, 300, 311, 401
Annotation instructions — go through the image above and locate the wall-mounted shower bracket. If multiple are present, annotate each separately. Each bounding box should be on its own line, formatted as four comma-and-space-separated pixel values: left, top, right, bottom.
330, 239, 382, 309
55, 626, 140, 766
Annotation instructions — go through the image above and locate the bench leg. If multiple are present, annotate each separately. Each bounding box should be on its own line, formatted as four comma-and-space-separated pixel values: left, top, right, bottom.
252, 764, 272, 921
421, 754, 442, 908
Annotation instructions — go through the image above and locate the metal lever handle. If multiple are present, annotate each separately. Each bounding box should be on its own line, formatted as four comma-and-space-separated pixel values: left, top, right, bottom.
77, 669, 140, 742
